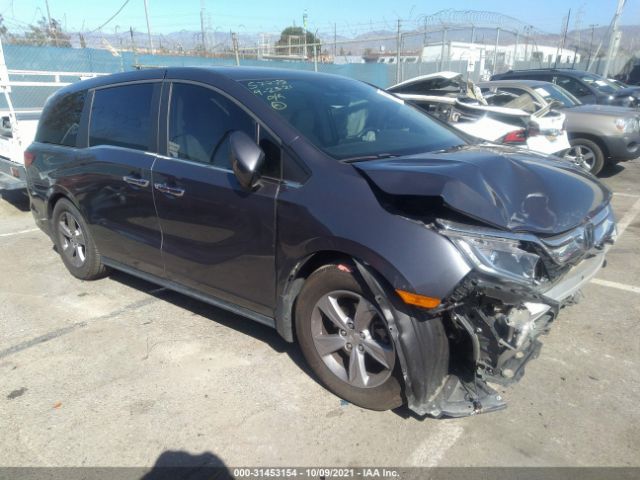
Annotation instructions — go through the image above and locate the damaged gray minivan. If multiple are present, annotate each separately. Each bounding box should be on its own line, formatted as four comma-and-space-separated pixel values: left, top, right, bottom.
26, 68, 617, 417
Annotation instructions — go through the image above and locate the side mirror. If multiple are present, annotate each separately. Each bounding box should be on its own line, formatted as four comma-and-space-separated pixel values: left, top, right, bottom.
229, 130, 265, 190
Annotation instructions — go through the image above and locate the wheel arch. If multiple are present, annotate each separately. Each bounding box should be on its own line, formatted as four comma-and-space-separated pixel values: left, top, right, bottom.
567, 132, 610, 159
46, 186, 81, 220
275, 249, 405, 343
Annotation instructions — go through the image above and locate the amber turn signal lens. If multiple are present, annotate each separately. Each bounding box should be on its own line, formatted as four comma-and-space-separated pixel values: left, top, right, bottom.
396, 290, 441, 309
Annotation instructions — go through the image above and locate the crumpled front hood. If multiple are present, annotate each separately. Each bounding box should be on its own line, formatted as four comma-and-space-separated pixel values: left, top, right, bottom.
354, 146, 612, 235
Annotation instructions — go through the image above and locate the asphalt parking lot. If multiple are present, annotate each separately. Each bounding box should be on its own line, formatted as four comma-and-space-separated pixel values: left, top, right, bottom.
1, 160, 639, 469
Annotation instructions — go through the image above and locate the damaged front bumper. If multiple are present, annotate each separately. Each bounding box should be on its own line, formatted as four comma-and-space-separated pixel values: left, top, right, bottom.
425, 250, 607, 418
430, 226, 615, 418
357, 205, 615, 418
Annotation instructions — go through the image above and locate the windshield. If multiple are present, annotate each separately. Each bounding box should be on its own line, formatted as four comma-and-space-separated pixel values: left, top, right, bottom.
581, 74, 619, 94
533, 84, 581, 107
239, 77, 466, 160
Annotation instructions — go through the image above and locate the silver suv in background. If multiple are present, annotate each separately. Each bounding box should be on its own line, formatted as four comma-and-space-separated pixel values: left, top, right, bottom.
479, 80, 640, 175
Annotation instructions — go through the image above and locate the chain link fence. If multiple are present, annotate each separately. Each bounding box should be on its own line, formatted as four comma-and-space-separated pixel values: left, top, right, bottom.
0, 23, 635, 113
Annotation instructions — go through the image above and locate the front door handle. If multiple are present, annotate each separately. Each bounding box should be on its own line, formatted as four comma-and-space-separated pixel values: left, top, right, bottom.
123, 175, 150, 188
154, 183, 185, 197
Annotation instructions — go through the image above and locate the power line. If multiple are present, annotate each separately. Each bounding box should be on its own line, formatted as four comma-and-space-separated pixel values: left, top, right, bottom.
86, 0, 132, 34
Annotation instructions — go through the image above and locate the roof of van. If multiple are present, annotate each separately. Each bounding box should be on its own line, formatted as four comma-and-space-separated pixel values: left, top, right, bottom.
56, 66, 349, 95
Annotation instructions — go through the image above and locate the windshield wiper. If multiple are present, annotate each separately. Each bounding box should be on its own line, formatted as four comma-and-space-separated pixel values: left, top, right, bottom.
342, 153, 399, 163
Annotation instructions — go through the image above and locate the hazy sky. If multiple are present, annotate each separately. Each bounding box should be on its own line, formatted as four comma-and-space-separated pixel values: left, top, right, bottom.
1, 0, 638, 36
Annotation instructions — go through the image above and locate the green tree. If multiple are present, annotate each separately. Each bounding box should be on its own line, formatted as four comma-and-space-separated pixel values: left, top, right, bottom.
276, 26, 320, 57
0, 14, 15, 43
24, 17, 71, 47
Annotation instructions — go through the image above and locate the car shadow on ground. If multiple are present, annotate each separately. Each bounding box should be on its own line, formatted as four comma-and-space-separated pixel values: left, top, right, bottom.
0, 189, 30, 212
598, 163, 626, 178
140, 449, 232, 480
107, 269, 315, 377
108, 269, 440, 421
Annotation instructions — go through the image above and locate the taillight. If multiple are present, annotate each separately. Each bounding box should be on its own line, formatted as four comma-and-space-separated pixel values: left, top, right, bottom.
527, 123, 541, 137
501, 129, 528, 144
24, 151, 35, 168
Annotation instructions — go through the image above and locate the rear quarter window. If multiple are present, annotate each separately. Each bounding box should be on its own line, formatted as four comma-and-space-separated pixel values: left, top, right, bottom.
36, 90, 86, 147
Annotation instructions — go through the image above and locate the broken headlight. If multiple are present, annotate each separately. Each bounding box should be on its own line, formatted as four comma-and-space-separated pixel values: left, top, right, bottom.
438, 220, 542, 285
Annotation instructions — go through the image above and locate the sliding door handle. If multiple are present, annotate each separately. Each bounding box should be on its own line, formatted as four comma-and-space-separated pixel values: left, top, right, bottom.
154, 183, 185, 197
123, 176, 149, 188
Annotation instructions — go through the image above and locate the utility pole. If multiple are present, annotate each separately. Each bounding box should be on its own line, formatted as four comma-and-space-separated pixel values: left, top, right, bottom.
333, 23, 337, 59
492, 27, 500, 75
603, 0, 626, 77
44, 0, 59, 47
555, 9, 571, 68
143, 0, 154, 54
302, 10, 308, 59
313, 29, 318, 72
200, 0, 207, 52
587, 24, 597, 67
231, 32, 240, 66
395, 19, 402, 84
439, 27, 447, 71
130, 27, 138, 67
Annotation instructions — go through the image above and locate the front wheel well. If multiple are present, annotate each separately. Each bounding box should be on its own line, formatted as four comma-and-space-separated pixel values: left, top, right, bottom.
276, 251, 395, 343
567, 133, 610, 159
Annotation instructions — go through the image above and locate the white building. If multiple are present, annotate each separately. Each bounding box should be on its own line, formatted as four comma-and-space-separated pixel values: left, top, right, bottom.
373, 41, 580, 67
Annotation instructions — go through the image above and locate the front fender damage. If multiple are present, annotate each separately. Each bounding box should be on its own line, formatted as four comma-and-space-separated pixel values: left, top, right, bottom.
354, 260, 506, 418
354, 259, 589, 418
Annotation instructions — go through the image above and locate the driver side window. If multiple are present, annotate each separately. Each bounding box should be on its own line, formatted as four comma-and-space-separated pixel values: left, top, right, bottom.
168, 83, 255, 169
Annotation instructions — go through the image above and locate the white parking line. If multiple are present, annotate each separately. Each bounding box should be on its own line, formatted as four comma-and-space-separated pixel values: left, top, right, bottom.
591, 278, 640, 294
616, 198, 640, 238
614, 192, 640, 198
0, 228, 39, 237
406, 423, 464, 467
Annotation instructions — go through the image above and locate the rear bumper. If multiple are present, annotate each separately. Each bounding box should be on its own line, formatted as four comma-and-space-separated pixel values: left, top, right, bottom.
0, 157, 26, 190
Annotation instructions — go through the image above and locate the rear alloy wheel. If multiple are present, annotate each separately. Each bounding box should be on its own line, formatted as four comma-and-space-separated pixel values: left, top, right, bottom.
58, 211, 87, 268
566, 138, 605, 175
52, 199, 108, 280
295, 264, 404, 411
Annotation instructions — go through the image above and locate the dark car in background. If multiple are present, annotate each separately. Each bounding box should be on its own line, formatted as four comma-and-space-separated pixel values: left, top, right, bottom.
25, 68, 616, 417
492, 69, 640, 108
479, 79, 640, 174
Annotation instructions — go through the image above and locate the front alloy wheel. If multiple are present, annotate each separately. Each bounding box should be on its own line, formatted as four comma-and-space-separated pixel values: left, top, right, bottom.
565, 138, 605, 175
311, 290, 395, 389
295, 264, 404, 411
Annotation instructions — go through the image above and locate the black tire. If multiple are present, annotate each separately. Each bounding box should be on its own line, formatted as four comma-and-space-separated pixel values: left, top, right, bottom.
52, 198, 108, 280
295, 264, 404, 410
567, 138, 605, 175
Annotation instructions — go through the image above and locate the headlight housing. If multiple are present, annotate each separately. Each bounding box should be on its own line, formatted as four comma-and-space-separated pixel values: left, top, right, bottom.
438, 220, 542, 285
615, 117, 639, 133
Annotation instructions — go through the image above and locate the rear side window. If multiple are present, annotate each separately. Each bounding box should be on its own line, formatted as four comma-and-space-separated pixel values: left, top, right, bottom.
37, 90, 86, 147
554, 76, 591, 97
89, 83, 155, 151
168, 83, 255, 169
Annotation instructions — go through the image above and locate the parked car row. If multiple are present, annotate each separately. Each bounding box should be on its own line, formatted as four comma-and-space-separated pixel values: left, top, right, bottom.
389, 69, 640, 175
479, 79, 640, 174
25, 67, 617, 417
492, 68, 640, 108
387, 72, 571, 158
